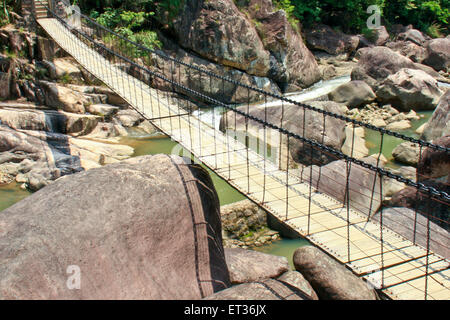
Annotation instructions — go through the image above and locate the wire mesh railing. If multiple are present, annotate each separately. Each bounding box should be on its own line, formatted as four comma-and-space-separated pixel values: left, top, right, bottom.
34, 0, 449, 299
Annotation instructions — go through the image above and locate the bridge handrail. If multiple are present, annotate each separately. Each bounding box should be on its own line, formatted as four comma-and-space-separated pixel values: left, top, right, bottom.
37, 0, 450, 155
34, 1, 450, 202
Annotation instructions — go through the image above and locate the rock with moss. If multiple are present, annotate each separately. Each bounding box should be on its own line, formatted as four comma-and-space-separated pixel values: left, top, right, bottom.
221, 199, 280, 248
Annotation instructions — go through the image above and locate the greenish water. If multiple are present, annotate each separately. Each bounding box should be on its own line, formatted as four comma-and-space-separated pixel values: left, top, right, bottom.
120, 134, 246, 206
0, 182, 32, 212
254, 238, 311, 269
365, 111, 433, 169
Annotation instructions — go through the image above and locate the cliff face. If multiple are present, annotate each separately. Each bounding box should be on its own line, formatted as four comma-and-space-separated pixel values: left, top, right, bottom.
171, 0, 321, 93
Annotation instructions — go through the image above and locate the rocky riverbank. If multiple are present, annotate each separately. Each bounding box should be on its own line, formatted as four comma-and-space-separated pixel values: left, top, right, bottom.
0, 17, 164, 191
0, 154, 380, 300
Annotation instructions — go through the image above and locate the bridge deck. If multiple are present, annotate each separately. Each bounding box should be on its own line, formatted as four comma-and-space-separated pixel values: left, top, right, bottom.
38, 18, 449, 300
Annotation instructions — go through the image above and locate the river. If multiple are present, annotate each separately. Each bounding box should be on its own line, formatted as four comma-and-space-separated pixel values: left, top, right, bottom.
1, 77, 447, 267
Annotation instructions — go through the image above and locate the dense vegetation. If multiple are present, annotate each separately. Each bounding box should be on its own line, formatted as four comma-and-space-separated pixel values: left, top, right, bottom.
278, 0, 449, 36
1, 0, 448, 44
0, 0, 21, 27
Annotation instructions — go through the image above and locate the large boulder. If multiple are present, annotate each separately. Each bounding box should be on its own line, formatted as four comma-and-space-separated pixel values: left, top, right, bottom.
421, 90, 450, 142
150, 48, 281, 104
371, 26, 390, 46
392, 142, 421, 166
54, 58, 84, 82
0, 125, 134, 191
246, 0, 321, 91
397, 28, 428, 46
277, 271, 319, 300
224, 248, 289, 284
386, 41, 428, 63
173, 0, 270, 77
0, 108, 99, 136
351, 46, 440, 90
38, 81, 88, 114
328, 80, 376, 108
376, 68, 443, 111
293, 246, 377, 300
220, 101, 347, 167
0, 155, 231, 299
423, 37, 450, 72
371, 207, 449, 259
304, 23, 359, 55
417, 135, 450, 182
389, 180, 449, 231
300, 156, 384, 217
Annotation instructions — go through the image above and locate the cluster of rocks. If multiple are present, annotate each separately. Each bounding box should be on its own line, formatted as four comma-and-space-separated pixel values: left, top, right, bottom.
150, 0, 321, 101
0, 22, 162, 191
221, 200, 280, 249
0, 155, 380, 300
346, 103, 421, 131
207, 245, 378, 300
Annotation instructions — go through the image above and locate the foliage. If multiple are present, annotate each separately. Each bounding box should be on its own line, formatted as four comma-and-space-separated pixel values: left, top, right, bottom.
281, 0, 448, 35
426, 22, 445, 38
383, 0, 449, 34
80, 0, 183, 25
0, 0, 11, 27
90, 8, 161, 57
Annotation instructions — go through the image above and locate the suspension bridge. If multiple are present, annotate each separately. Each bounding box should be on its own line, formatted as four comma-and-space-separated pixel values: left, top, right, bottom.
30, 0, 449, 300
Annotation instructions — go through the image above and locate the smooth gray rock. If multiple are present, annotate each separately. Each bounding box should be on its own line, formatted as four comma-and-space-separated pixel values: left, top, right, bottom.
392, 141, 421, 166
300, 155, 383, 217
376, 68, 443, 111
224, 248, 289, 284
371, 207, 450, 259
397, 29, 427, 46
328, 80, 376, 108
277, 271, 319, 300
293, 246, 377, 300
421, 90, 450, 142
0, 155, 230, 299
423, 37, 450, 72
417, 135, 450, 181
220, 101, 347, 166
351, 46, 441, 90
